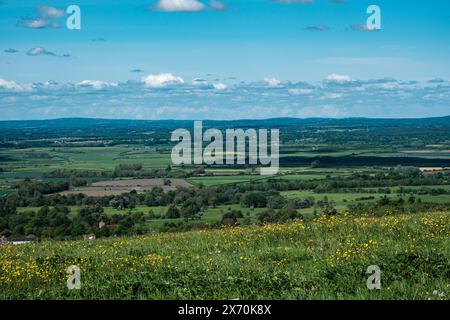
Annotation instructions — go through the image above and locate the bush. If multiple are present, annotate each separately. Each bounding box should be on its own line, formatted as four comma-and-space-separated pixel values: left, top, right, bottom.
241, 192, 267, 208
165, 205, 180, 219
221, 210, 243, 225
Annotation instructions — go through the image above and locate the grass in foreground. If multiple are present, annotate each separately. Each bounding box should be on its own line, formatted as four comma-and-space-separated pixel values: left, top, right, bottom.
0, 212, 449, 300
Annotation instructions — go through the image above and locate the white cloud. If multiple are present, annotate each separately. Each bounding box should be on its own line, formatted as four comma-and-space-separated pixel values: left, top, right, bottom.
264, 77, 282, 87
38, 5, 66, 19
153, 0, 205, 12
288, 88, 313, 95
47, 21, 62, 29
209, 0, 226, 11
77, 80, 111, 90
19, 9, 63, 29
2, 77, 449, 120
378, 83, 399, 90
321, 93, 344, 100
325, 73, 352, 83
27, 47, 45, 56
26, 47, 57, 56
141, 73, 185, 87
350, 23, 378, 32
0, 78, 32, 92
20, 17, 47, 28
213, 83, 227, 90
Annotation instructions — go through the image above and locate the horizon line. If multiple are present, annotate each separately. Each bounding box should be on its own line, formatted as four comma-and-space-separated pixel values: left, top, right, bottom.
1, 115, 450, 123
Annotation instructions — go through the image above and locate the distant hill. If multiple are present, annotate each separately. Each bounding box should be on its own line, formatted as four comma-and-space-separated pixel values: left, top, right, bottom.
1, 116, 449, 129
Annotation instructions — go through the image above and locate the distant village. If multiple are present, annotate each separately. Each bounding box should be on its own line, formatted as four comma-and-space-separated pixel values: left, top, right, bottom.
0, 234, 37, 245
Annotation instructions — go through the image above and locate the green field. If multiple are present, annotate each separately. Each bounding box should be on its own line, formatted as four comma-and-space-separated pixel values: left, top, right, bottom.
279, 148, 401, 158
188, 175, 267, 186
2, 118, 450, 300
282, 190, 450, 212
17, 204, 265, 229
187, 170, 355, 187
0, 146, 171, 174
1, 212, 448, 299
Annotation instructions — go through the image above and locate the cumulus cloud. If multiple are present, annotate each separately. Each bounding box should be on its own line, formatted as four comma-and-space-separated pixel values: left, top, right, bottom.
26, 47, 57, 56
0, 78, 32, 92
141, 73, 185, 87
25, 47, 69, 57
38, 5, 65, 19
264, 77, 282, 87
350, 23, 378, 32
18, 17, 61, 29
428, 78, 445, 84
19, 17, 48, 28
321, 93, 344, 100
325, 73, 352, 83
47, 21, 62, 28
213, 83, 227, 90
17, 5, 65, 29
152, 0, 205, 12
77, 80, 113, 90
40, 80, 60, 88
378, 83, 399, 90
365, 77, 397, 84
289, 88, 313, 95
4, 48, 19, 53
209, 0, 226, 11
1, 76, 449, 120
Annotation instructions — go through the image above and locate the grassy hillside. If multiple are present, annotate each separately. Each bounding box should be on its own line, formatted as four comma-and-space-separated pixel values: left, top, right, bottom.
1, 212, 448, 300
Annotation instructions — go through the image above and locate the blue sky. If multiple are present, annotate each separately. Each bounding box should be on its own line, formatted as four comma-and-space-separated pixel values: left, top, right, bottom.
1, 0, 450, 119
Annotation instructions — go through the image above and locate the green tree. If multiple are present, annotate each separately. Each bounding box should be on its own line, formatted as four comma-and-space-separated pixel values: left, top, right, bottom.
165, 205, 180, 219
